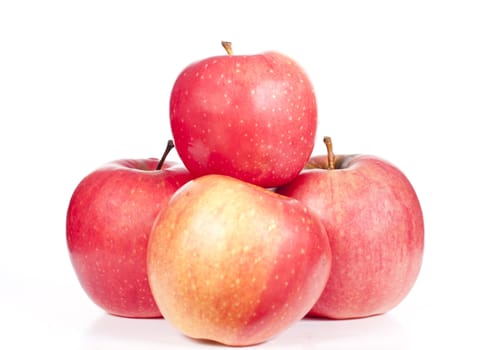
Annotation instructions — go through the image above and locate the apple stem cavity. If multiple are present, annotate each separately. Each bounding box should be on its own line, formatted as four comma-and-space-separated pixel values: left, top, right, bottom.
323, 136, 336, 170
156, 140, 175, 170
221, 41, 233, 56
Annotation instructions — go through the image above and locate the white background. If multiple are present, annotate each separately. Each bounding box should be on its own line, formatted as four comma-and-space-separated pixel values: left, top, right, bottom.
1, 0, 500, 348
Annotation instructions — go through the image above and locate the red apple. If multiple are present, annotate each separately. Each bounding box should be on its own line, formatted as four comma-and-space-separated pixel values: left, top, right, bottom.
66, 141, 193, 318
147, 174, 331, 346
277, 137, 424, 319
169, 41, 317, 188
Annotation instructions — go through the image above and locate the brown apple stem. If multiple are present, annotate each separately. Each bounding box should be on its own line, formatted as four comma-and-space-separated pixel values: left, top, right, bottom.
221, 41, 233, 55
156, 140, 175, 170
323, 136, 336, 170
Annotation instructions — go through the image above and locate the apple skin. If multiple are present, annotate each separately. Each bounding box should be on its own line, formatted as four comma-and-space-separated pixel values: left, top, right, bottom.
169, 49, 317, 188
147, 174, 331, 346
277, 154, 424, 319
66, 158, 192, 318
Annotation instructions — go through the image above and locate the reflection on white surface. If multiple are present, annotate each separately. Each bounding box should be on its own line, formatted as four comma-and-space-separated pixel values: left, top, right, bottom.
276, 315, 407, 349
85, 314, 185, 347
84, 313, 406, 349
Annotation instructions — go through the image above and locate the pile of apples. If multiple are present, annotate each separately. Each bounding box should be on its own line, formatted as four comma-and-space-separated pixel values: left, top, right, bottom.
66, 42, 424, 346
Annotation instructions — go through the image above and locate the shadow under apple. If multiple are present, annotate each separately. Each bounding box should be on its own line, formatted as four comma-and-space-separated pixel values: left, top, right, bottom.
85, 312, 407, 349
267, 313, 408, 349
85, 313, 187, 348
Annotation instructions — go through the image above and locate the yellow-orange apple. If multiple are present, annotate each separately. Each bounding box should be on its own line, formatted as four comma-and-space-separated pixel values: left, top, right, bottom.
147, 174, 331, 345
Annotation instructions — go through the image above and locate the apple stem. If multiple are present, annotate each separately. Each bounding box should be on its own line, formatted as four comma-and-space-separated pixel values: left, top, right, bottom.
221, 41, 233, 55
156, 140, 175, 170
323, 136, 336, 170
